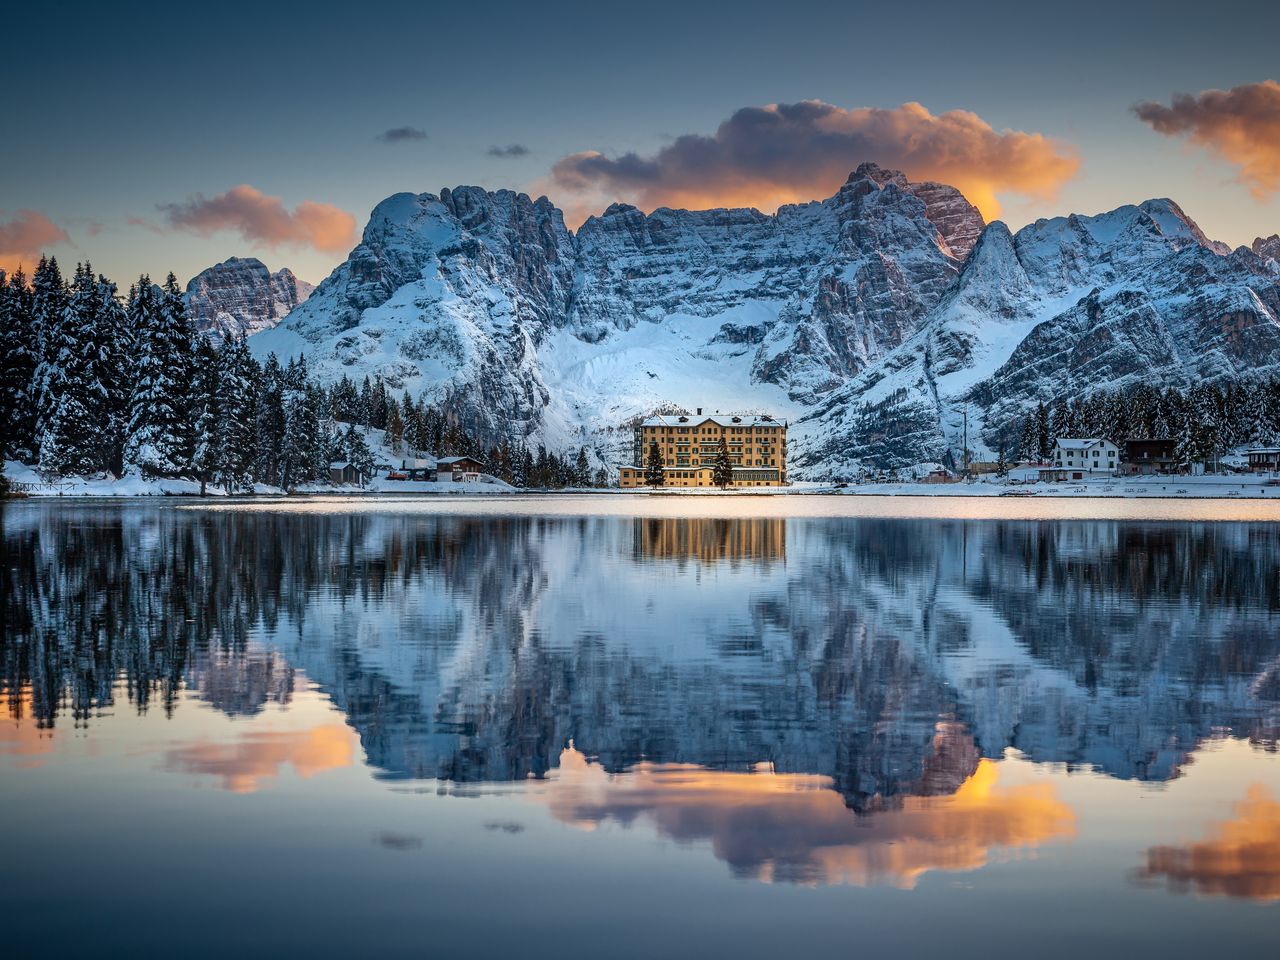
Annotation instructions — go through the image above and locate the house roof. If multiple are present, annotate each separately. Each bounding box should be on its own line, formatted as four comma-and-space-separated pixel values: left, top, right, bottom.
639, 413, 785, 428
437, 456, 483, 466
328, 461, 352, 470
1246, 447, 1280, 454
1056, 438, 1110, 450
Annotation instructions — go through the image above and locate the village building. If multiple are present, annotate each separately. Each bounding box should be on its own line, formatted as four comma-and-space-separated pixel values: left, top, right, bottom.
1041, 438, 1120, 481
618, 410, 788, 487
437, 455, 487, 480
1245, 447, 1280, 472
1122, 439, 1178, 475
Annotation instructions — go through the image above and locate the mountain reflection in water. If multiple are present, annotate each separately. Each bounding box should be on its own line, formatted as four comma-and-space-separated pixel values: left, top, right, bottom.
2, 504, 1279, 900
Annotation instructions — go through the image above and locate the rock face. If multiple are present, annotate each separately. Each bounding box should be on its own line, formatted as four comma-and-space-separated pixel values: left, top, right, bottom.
1254, 234, 1280, 264
247, 166, 1280, 476
793, 200, 1280, 474
185, 257, 313, 341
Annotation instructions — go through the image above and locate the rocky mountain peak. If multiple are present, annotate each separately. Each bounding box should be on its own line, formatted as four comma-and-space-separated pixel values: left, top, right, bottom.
1253, 234, 1280, 264
843, 161, 985, 259
185, 257, 313, 342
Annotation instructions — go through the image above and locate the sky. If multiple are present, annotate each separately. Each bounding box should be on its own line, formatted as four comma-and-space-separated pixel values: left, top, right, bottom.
4, 0, 1280, 286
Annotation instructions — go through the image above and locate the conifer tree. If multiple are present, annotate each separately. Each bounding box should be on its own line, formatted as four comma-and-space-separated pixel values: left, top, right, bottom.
712, 436, 734, 489
644, 440, 665, 488
125, 278, 188, 476
385, 396, 405, 452
39, 263, 111, 476
574, 447, 590, 487
191, 338, 222, 495
0, 269, 37, 461
30, 256, 67, 454
217, 339, 257, 493
254, 355, 287, 488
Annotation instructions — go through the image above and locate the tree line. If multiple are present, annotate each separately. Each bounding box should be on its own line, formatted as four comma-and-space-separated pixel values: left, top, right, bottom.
1008, 379, 1280, 468
0, 257, 606, 491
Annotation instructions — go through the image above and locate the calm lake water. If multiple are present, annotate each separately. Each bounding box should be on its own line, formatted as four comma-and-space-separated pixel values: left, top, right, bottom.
3, 496, 1279, 958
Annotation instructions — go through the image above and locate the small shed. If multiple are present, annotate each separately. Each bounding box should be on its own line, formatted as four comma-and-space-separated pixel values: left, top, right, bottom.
328, 461, 364, 486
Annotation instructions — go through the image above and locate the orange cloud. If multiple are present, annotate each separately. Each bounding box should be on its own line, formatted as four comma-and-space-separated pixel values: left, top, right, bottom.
548, 100, 1079, 224
1139, 784, 1280, 901
156, 184, 357, 254
0, 209, 69, 276
1135, 81, 1280, 200
162, 723, 356, 793
539, 749, 1075, 887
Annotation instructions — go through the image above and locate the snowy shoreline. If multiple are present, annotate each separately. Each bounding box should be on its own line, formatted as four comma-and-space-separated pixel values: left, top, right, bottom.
6, 474, 1280, 501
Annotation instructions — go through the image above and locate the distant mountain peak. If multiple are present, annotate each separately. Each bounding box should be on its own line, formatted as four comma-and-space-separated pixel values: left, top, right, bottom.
185, 257, 313, 342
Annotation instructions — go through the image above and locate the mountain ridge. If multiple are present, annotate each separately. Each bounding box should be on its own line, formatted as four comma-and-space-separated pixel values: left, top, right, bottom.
240, 165, 1280, 476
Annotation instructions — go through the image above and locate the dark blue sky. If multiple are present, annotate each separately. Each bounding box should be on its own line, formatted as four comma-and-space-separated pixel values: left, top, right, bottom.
5, 0, 1280, 284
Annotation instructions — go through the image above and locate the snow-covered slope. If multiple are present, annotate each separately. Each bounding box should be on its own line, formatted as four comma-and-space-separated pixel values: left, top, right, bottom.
186, 257, 314, 342
247, 165, 1280, 477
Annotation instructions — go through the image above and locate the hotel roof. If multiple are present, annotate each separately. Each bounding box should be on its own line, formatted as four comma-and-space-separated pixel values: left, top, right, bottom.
638, 413, 785, 428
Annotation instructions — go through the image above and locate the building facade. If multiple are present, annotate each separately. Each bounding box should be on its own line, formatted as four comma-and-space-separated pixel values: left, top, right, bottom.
618, 411, 788, 487
1122, 439, 1177, 475
1041, 438, 1120, 480
1245, 447, 1280, 472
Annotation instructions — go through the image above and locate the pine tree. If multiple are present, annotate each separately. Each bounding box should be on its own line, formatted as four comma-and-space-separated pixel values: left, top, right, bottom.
1016, 415, 1039, 462
996, 440, 1009, 478
644, 440, 665, 488
254, 355, 287, 487
342, 424, 376, 481
1035, 401, 1052, 460
712, 436, 734, 489
125, 278, 189, 477
191, 338, 222, 495
385, 396, 405, 452
30, 256, 67, 456
217, 339, 257, 493
39, 263, 112, 476
96, 273, 132, 476
574, 447, 590, 487
0, 269, 37, 461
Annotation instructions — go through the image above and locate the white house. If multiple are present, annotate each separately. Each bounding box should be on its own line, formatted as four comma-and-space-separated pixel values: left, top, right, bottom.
1044, 438, 1120, 480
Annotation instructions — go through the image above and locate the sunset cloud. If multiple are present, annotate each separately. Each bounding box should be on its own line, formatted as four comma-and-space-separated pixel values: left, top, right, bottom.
0, 209, 69, 275
376, 126, 428, 144
1135, 81, 1280, 200
157, 184, 357, 254
548, 100, 1079, 224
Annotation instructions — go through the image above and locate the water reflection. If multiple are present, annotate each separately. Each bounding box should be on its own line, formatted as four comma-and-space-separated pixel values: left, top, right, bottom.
540, 739, 1075, 887
161, 723, 357, 793
2, 503, 1280, 896
1139, 784, 1280, 901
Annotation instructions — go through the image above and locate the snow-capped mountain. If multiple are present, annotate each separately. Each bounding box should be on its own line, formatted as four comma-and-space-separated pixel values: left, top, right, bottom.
250, 163, 981, 451
793, 201, 1280, 473
186, 256, 314, 342
247, 163, 1280, 476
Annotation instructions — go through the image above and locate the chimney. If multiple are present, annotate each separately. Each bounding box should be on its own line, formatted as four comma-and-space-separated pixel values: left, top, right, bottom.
696, 407, 702, 415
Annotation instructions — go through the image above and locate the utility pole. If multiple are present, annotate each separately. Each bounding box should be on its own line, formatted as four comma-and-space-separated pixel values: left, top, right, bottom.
962, 405, 970, 478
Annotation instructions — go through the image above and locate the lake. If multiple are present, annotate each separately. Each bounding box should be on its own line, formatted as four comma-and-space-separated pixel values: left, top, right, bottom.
2, 496, 1279, 958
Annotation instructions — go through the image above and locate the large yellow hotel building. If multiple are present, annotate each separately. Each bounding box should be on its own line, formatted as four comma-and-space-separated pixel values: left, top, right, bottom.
617, 410, 788, 487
